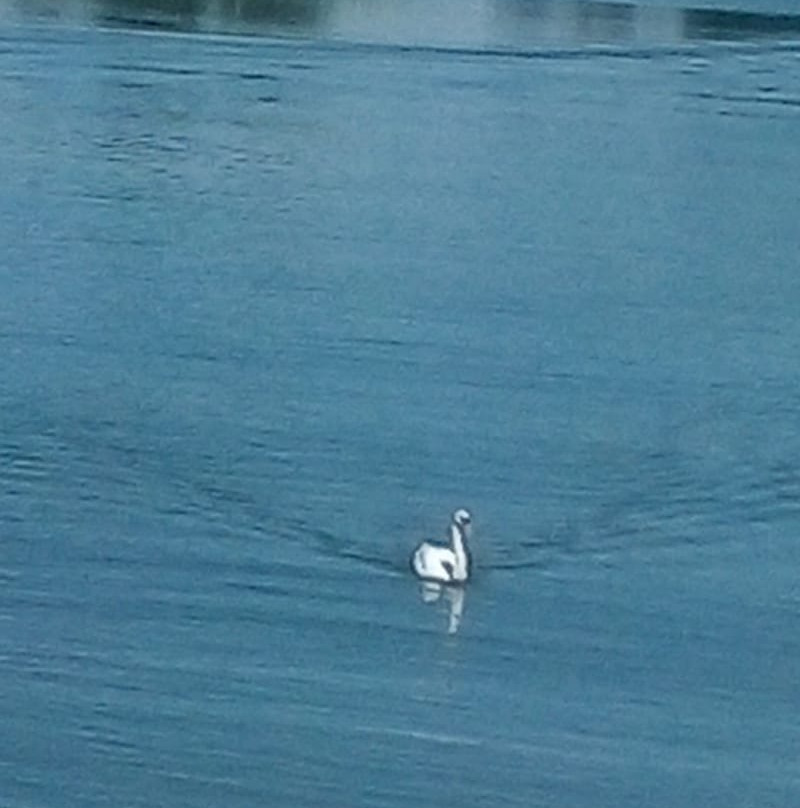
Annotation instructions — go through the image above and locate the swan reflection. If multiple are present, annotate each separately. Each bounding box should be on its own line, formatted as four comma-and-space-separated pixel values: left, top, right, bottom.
419, 581, 466, 635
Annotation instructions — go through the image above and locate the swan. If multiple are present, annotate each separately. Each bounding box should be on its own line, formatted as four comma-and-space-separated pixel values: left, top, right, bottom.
410, 509, 472, 584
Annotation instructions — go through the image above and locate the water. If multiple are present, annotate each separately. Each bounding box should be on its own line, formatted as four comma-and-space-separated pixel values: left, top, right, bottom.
2, 2, 800, 806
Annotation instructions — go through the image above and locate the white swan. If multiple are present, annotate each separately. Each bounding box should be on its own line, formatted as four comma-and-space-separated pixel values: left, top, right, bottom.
410, 509, 472, 584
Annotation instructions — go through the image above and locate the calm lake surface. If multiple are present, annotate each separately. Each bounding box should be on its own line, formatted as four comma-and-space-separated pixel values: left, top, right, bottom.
2, 1, 800, 805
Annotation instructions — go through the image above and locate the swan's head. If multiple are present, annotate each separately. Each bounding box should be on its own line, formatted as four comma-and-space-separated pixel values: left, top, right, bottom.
453, 508, 472, 535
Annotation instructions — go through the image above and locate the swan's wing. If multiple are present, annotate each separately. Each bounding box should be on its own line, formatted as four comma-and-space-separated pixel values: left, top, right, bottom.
411, 542, 436, 575
412, 542, 456, 582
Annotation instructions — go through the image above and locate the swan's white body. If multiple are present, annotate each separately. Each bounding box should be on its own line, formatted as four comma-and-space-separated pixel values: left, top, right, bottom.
411, 509, 472, 584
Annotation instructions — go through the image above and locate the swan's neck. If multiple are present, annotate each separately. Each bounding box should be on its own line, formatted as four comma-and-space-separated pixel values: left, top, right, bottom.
449, 524, 470, 580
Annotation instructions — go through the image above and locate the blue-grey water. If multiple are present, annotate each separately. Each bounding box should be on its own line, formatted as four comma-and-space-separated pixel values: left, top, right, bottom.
2, 1, 800, 805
